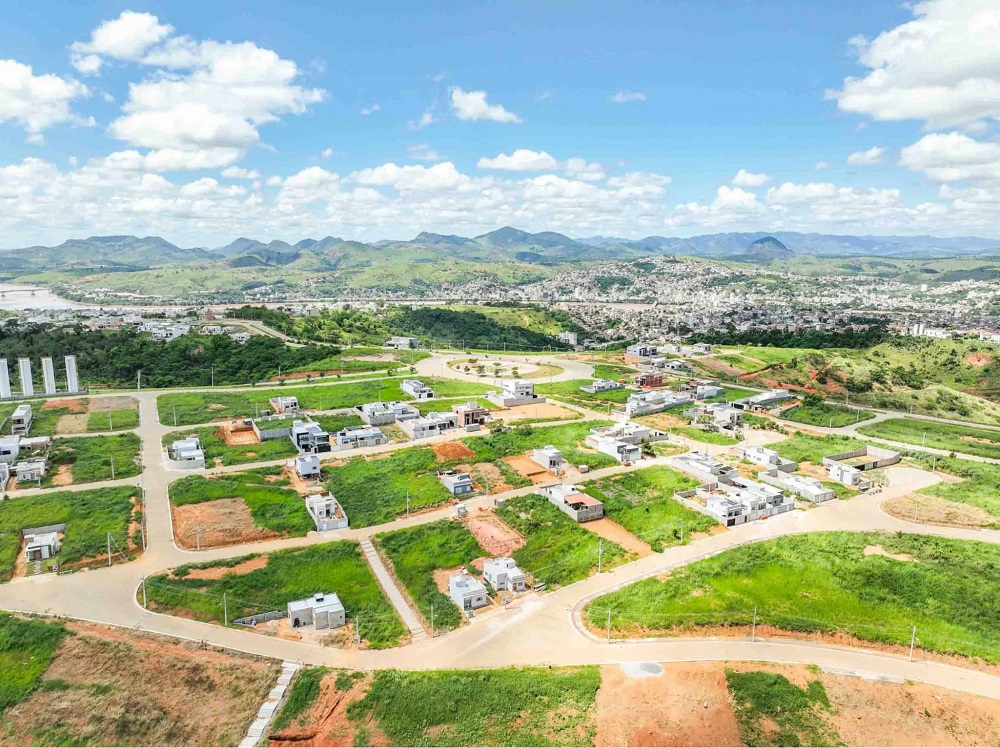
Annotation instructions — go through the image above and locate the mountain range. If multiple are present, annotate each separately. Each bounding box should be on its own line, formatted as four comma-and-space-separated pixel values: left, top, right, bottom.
2, 228, 999, 275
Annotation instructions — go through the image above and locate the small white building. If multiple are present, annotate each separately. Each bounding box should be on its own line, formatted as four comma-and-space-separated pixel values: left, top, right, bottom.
626, 343, 658, 358
0, 435, 20, 465
399, 412, 460, 440
449, 573, 488, 612
670, 451, 738, 483
736, 445, 796, 471
290, 420, 332, 453
294, 454, 321, 480
24, 531, 60, 561
15, 458, 46, 483
332, 425, 387, 451
540, 483, 604, 522
826, 461, 868, 488
230, 331, 252, 344
531, 445, 564, 471
0, 461, 9, 488
487, 380, 546, 407
735, 388, 793, 410
304, 492, 349, 530
592, 421, 667, 446
287, 592, 346, 630
384, 336, 420, 350
356, 400, 420, 426
694, 383, 725, 399
439, 470, 475, 496
759, 470, 835, 503
584, 432, 641, 464
167, 436, 206, 469
483, 557, 526, 592
11, 404, 32, 436
401, 379, 435, 400
622, 389, 692, 418
269, 396, 300, 414
580, 379, 624, 394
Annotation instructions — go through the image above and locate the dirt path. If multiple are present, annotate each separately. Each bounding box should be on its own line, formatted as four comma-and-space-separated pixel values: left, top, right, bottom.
581, 518, 654, 557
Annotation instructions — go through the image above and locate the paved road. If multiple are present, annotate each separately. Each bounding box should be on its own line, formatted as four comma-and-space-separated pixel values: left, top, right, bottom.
4, 355, 1000, 699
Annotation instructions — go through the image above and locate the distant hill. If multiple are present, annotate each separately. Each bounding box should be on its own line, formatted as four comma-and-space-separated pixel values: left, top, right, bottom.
0, 235, 213, 272
743, 235, 792, 261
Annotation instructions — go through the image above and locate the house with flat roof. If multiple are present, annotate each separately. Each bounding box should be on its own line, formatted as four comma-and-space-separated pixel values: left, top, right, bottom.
449, 573, 488, 612
592, 421, 667, 446
290, 420, 332, 453
294, 454, 321, 480
0, 435, 20, 465
685, 402, 743, 434
626, 343, 658, 358
483, 557, 526, 593
584, 432, 641, 464
304, 492, 349, 530
621, 389, 692, 418
356, 400, 420, 426
399, 412, 459, 440
287, 593, 346, 630
531, 445, 564, 471
269, 396, 300, 414
734, 444, 797, 472
384, 335, 420, 350
401, 379, 435, 400
24, 531, 60, 561
166, 436, 206, 469
540, 483, 604, 522
669, 451, 738, 483
635, 372, 667, 388
759, 469, 835, 503
452, 401, 489, 428
332, 425, 387, 451
822, 445, 899, 490
15, 458, 46, 483
11, 404, 32, 436
439, 470, 475, 496
580, 379, 624, 394
487, 379, 545, 407
733, 388, 793, 411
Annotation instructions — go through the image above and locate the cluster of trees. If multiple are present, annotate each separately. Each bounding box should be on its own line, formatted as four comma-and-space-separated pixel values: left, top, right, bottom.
389, 307, 571, 351
689, 323, 891, 350
0, 321, 333, 388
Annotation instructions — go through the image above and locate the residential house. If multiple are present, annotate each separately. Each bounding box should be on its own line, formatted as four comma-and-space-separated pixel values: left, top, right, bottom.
662, 359, 691, 372
626, 343, 658, 358
734, 444, 797, 471
332, 426, 387, 451
483, 557, 526, 592
24, 531, 60, 561
304, 492, 349, 530
287, 593, 346, 630
449, 573, 489, 612
733, 388, 793, 411
166, 436, 206, 469
669, 451, 738, 483
580, 379, 624, 394
622, 389, 692, 418
294, 454, 321, 480
399, 412, 459, 440
759, 469, 835, 503
230, 331, 252, 344
401, 379, 435, 400
635, 372, 666, 388
685, 402, 743, 434
439, 470, 475, 496
540, 483, 604, 522
584, 432, 641, 464
384, 336, 420, 350
0, 435, 20, 465
556, 331, 578, 346
15, 458, 46, 483
11, 404, 32, 436
452, 401, 489, 428
531, 445, 564, 471
291, 420, 332, 453
0, 461, 8, 488
822, 446, 900, 490
356, 400, 420, 426
487, 379, 546, 407
592, 421, 667, 446
269, 396, 300, 414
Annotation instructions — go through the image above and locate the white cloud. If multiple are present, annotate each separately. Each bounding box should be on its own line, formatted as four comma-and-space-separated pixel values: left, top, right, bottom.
829, 0, 1000, 129
732, 169, 771, 187
0, 59, 89, 138
351, 162, 487, 192
319, 148, 335, 159
222, 166, 259, 180
899, 132, 1000, 184
70, 11, 174, 73
449, 87, 521, 123
815, 161, 830, 171
609, 91, 647, 103
408, 110, 435, 130
72, 11, 324, 171
408, 144, 442, 162
360, 103, 380, 115
477, 149, 557, 171
846, 146, 885, 166
563, 157, 605, 182
606, 171, 671, 197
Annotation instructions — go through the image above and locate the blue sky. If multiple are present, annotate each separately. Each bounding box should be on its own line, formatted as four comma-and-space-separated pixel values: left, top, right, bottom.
0, 0, 997, 245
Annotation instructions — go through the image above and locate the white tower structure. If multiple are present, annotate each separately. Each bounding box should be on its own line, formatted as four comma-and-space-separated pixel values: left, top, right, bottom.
65, 355, 80, 393
0, 359, 9, 399
41, 357, 56, 395
17, 358, 33, 397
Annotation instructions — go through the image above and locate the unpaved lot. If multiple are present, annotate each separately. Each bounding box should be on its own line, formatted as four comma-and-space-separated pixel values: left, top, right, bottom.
89, 395, 138, 412
465, 510, 524, 555
502, 403, 578, 422
0, 620, 278, 748
581, 518, 653, 557
883, 493, 996, 529
172, 498, 281, 549
43, 397, 86, 413
468, 462, 514, 493
432, 442, 475, 461
503, 454, 553, 483
217, 422, 259, 446
55, 413, 90, 434
269, 673, 389, 747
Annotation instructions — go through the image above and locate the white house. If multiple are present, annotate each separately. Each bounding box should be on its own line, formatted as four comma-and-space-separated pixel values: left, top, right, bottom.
294, 454, 321, 480
166, 436, 206, 469
332, 426, 387, 451
622, 389, 692, 418
584, 432, 641, 464
670, 451, 738, 483
734, 388, 793, 410
626, 343, 658, 358
540, 483, 604, 522
592, 421, 667, 446
759, 470, 835, 503
487, 380, 545, 407
287, 593, 346, 630
304, 492, 349, 530
735, 444, 796, 471
15, 458, 46, 483
399, 412, 459, 440
356, 401, 420, 426
483, 557, 526, 592
694, 383, 725, 399
0, 461, 9, 488
439, 470, 475, 496
449, 573, 488, 612
290, 420, 332, 453
580, 379, 624, 394
230, 332, 252, 344
269, 396, 300, 414
401, 379, 435, 400
0, 435, 20, 465
384, 336, 420, 350
24, 531, 60, 561
11, 404, 32, 436
531, 445, 564, 471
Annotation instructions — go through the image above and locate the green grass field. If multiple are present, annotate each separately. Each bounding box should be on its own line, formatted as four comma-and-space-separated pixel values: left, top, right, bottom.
376, 520, 488, 633
0, 614, 68, 714
495, 494, 631, 587
145, 542, 406, 648
166, 426, 299, 467
908, 454, 1000, 526
703, 385, 758, 403
0, 486, 140, 579
580, 467, 715, 552
156, 377, 489, 425
668, 426, 740, 446
592, 363, 637, 380
271, 667, 330, 732
859, 418, 1000, 460
585, 532, 1000, 660
346, 666, 600, 747
308, 413, 365, 433
727, 670, 837, 747
534, 379, 633, 409
781, 403, 875, 428
84, 408, 139, 432
465, 421, 618, 469
772, 433, 872, 465
414, 397, 495, 416
42, 433, 142, 487
169, 469, 314, 537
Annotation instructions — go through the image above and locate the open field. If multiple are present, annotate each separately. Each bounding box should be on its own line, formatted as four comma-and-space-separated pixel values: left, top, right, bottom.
771, 433, 872, 465
859, 417, 1000, 460
306, 412, 365, 433
580, 467, 716, 552
41, 433, 142, 487
156, 377, 490, 426
465, 421, 618, 470
850, 384, 1000, 425
535, 379, 632, 409
0, 486, 140, 580
591, 363, 636, 380
703, 385, 758, 403
376, 520, 488, 633
170, 469, 313, 548
84, 407, 139, 432
168, 426, 299, 467
0, 616, 278, 747
780, 403, 875, 428
495, 494, 631, 587
669, 426, 740, 445
585, 532, 1000, 661
145, 542, 406, 649
897, 454, 1000, 528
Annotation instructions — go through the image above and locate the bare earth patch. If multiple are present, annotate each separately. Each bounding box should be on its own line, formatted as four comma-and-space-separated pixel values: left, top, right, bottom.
864, 544, 916, 562
172, 498, 281, 550
883, 493, 996, 529
55, 413, 89, 434
89, 395, 138, 412
503, 454, 553, 483
582, 518, 652, 557
269, 672, 390, 747
502, 403, 579, 422
636, 412, 688, 430
468, 462, 514, 494
185, 554, 269, 580
464, 510, 525, 555
43, 397, 86, 413
965, 352, 993, 367
51, 463, 74, 486
216, 421, 260, 446
432, 442, 476, 461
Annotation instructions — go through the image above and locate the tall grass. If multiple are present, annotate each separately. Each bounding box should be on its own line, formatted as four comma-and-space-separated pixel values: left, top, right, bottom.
0, 614, 67, 714
170, 472, 313, 535
43, 433, 142, 486
859, 417, 1000, 460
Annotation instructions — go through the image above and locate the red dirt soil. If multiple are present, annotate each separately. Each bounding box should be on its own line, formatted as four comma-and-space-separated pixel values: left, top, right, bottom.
216, 421, 260, 446
172, 498, 282, 550
42, 397, 86, 412
502, 454, 552, 483
582, 518, 653, 557
269, 673, 391, 747
432, 442, 476, 461
464, 510, 525, 555
185, 554, 269, 580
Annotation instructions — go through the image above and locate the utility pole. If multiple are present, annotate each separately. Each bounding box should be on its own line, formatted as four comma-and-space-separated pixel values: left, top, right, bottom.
196, 524, 201, 551
173, 406, 178, 426
141, 577, 147, 608
108, 411, 113, 432
211, 365, 215, 387
430, 604, 434, 637
752, 606, 758, 642
137, 370, 141, 391
606, 610, 612, 643
355, 617, 361, 646
680, 517, 685, 544
109, 456, 115, 480
597, 539, 604, 573
406, 491, 410, 519
223, 593, 228, 626
106, 532, 112, 567
909, 625, 917, 661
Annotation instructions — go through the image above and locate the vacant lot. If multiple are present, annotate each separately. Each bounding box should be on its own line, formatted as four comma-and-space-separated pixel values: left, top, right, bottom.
306, 413, 365, 433
585, 532, 1000, 661
145, 542, 406, 649
376, 520, 488, 633
157, 377, 489, 425
465, 421, 618, 470
0, 615, 278, 747
166, 426, 299, 467
170, 469, 313, 549
772, 433, 872, 465
41, 433, 142, 487
495, 494, 631, 587
859, 417, 1000, 460
900, 454, 1000, 528
581, 467, 716, 552
0, 486, 140, 580
668, 426, 740, 446
781, 402, 875, 428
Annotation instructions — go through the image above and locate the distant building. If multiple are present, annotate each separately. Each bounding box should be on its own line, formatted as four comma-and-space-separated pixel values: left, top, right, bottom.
287, 593, 346, 630
356, 400, 420, 426
733, 388, 793, 411
399, 412, 459, 440
294, 454, 321, 480
759, 469, 835, 503
556, 331, 578, 346
487, 380, 545, 407
401, 379, 435, 400
452, 401, 489, 428
11, 404, 32, 436
626, 343, 658, 358
540, 483, 604, 522
449, 573, 488, 612
331, 425, 387, 451
384, 336, 420, 350
580, 379, 624, 394
669, 451, 738, 484
0, 435, 20, 465
621, 389, 692, 418
269, 396, 300, 414
483, 557, 526, 592
734, 444, 796, 471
